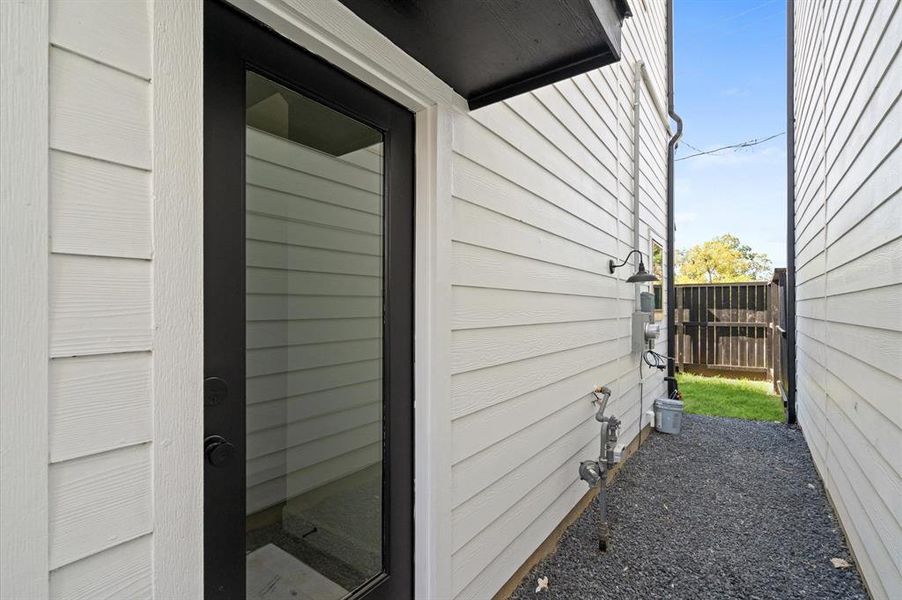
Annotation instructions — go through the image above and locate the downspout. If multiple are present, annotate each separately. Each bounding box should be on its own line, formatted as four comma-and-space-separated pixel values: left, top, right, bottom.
665, 0, 683, 397
785, 0, 798, 424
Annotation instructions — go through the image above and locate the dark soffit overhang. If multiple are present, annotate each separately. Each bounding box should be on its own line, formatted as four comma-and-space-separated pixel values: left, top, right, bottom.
337, 0, 632, 110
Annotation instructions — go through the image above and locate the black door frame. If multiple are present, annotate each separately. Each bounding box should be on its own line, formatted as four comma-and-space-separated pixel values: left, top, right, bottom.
203, 2, 414, 597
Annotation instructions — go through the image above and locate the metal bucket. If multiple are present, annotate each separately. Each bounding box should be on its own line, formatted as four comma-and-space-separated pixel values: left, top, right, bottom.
654, 398, 684, 434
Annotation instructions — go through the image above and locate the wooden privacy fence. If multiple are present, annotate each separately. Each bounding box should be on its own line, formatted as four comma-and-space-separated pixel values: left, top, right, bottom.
675, 279, 783, 382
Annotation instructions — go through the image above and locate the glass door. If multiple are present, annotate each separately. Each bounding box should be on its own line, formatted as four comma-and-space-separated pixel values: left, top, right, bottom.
204, 3, 413, 599
243, 71, 386, 599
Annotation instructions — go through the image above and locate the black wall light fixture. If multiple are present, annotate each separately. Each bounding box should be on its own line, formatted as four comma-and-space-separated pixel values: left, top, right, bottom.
609, 249, 659, 283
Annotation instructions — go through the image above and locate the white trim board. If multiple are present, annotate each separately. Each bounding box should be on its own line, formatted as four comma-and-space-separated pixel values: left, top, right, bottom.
0, 0, 50, 597
152, 1, 205, 597
413, 105, 455, 599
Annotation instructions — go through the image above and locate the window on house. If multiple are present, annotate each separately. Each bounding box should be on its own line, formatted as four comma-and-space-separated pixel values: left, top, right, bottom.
652, 240, 664, 321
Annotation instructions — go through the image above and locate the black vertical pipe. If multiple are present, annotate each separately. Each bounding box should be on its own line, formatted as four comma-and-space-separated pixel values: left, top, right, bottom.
666, 0, 683, 397
785, 0, 798, 424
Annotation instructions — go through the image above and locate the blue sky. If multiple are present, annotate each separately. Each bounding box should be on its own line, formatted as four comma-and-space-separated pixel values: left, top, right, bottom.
674, 0, 787, 267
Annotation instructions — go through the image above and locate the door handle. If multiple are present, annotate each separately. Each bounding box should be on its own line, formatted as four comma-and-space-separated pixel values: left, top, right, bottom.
204, 435, 235, 467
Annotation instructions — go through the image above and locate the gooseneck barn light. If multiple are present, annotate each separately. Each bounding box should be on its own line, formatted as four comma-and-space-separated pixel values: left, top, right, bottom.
609, 249, 659, 283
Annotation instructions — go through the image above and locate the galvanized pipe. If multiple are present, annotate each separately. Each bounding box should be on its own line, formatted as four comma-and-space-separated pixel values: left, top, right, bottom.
587, 385, 620, 552
597, 474, 609, 551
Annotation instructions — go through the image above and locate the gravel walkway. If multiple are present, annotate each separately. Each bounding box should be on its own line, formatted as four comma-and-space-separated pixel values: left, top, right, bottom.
510, 414, 868, 600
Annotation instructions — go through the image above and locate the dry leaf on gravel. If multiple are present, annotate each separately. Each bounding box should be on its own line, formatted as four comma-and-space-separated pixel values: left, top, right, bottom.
831, 558, 851, 569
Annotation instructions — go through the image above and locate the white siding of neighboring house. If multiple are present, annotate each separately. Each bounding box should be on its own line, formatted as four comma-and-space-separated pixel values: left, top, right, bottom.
792, 1, 902, 599
447, 2, 670, 596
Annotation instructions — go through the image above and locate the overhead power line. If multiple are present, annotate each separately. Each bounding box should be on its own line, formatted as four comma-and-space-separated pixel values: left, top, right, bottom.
680, 140, 706, 153
717, 0, 779, 24
676, 132, 785, 161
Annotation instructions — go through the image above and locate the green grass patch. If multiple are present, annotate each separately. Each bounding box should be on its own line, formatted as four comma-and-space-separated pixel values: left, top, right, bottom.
677, 373, 784, 422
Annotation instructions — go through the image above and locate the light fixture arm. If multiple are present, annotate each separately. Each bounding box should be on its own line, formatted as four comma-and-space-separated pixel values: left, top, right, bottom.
609, 249, 644, 274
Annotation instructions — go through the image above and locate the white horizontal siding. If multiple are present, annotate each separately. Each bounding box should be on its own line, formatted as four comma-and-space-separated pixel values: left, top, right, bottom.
49, 0, 151, 79
49, 535, 152, 600
49, 352, 152, 463
244, 127, 384, 514
793, 2, 902, 599
48, 444, 153, 570
45, 0, 157, 592
49, 46, 151, 170
448, 1, 670, 596
49, 254, 152, 357
50, 150, 152, 259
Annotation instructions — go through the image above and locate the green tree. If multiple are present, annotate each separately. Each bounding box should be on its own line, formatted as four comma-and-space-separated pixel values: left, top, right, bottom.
676, 234, 772, 283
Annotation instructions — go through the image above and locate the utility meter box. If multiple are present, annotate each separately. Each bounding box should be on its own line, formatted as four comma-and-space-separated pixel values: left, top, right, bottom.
632, 311, 660, 354
632, 312, 649, 354
632, 292, 661, 354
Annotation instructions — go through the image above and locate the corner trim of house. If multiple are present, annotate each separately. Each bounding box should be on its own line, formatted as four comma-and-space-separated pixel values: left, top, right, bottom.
492, 425, 655, 600
0, 0, 50, 597
152, 1, 205, 596
413, 104, 455, 599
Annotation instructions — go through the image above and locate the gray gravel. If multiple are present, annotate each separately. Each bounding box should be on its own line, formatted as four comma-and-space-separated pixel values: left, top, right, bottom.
509, 414, 867, 600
